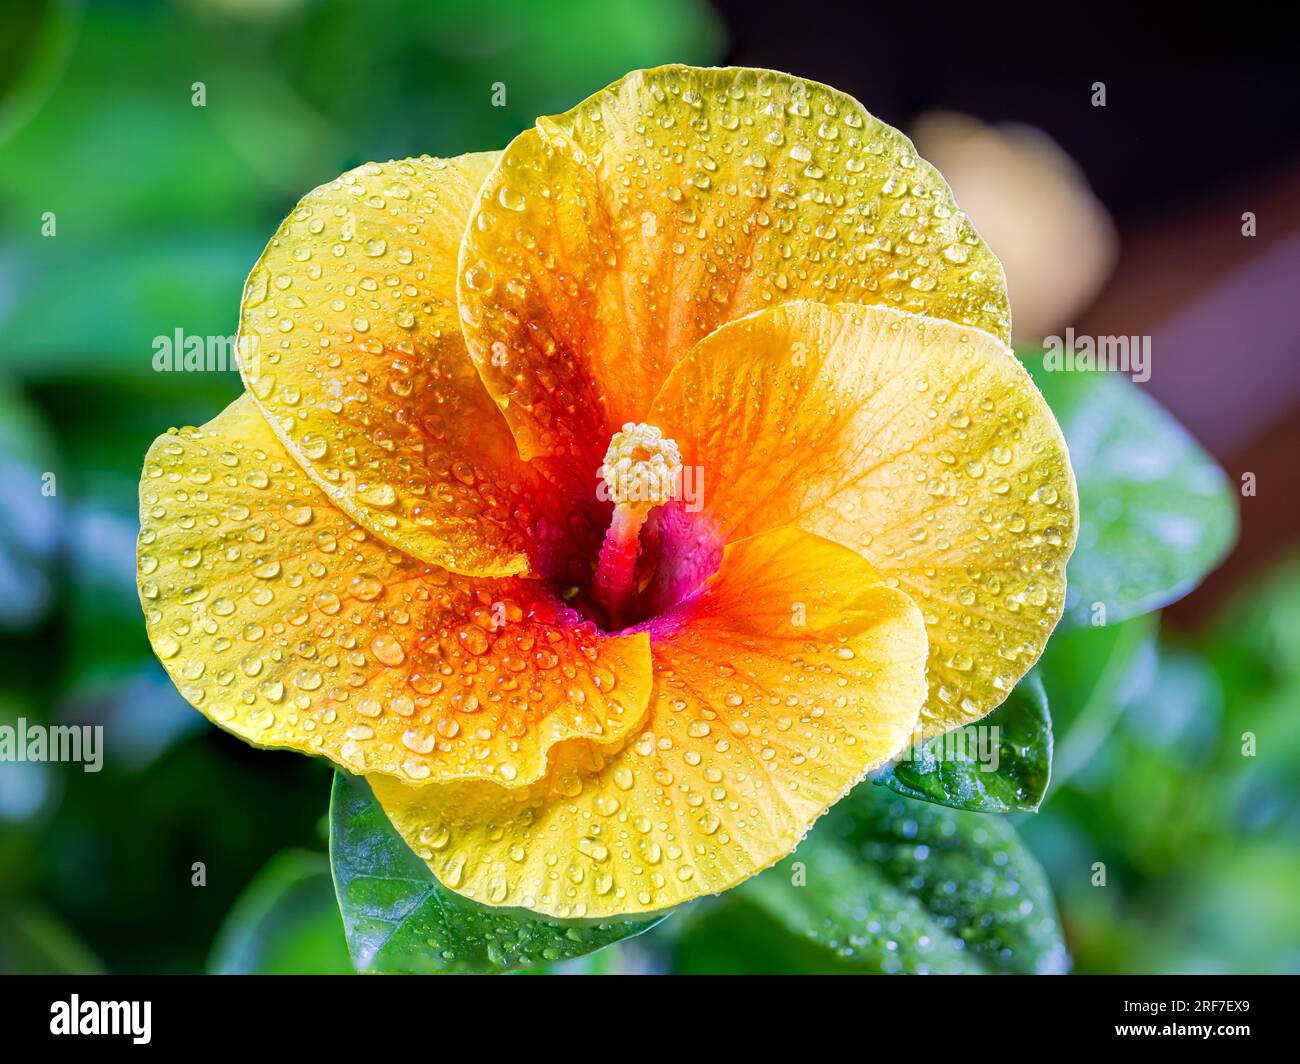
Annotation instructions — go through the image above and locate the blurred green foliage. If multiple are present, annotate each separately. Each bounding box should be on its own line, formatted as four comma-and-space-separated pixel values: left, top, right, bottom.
0, 0, 1291, 975
207, 849, 351, 974
1020, 562, 1300, 974
0, 0, 723, 974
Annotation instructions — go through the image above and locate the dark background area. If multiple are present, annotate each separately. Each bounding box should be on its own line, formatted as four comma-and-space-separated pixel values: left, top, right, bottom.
715, 2, 1300, 216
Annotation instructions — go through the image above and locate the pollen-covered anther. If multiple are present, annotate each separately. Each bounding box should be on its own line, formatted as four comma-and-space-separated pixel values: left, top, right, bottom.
599, 422, 682, 512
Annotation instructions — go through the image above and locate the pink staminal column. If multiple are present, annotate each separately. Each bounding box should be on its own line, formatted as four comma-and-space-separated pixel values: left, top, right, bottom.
591, 422, 683, 629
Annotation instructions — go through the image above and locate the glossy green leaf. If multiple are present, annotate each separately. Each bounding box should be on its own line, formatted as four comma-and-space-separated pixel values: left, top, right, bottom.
1023, 355, 1237, 626
875, 672, 1052, 812
328, 771, 664, 974
675, 786, 1067, 974
208, 850, 352, 974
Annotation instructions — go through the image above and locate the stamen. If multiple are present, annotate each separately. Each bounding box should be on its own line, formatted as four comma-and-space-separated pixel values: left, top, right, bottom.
599, 422, 682, 511
594, 423, 682, 627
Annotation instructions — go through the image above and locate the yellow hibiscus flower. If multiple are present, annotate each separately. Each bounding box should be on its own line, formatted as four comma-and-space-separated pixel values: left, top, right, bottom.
138, 65, 1077, 919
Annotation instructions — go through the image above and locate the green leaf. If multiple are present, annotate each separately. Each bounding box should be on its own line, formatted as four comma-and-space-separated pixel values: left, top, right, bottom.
1037, 614, 1157, 786
875, 672, 1052, 812
1022, 356, 1237, 626
328, 771, 664, 973
208, 850, 352, 974
675, 787, 1067, 974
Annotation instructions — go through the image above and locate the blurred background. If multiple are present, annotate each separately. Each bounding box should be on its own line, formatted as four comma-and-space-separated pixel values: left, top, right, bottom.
1, 0, 1297, 974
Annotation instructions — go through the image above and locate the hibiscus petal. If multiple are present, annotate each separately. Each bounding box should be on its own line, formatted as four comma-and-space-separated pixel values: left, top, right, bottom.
650, 300, 1077, 737
370, 526, 928, 918
238, 152, 536, 577
138, 395, 652, 786
457, 64, 1009, 469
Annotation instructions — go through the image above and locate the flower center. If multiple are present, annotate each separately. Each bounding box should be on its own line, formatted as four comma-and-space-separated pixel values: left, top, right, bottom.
593, 422, 682, 628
